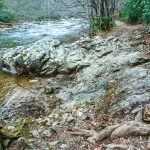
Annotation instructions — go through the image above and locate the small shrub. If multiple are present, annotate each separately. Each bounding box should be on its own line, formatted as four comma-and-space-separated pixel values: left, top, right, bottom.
36, 14, 60, 21
50, 15, 60, 20
36, 15, 49, 21
92, 16, 114, 32
81, 100, 92, 106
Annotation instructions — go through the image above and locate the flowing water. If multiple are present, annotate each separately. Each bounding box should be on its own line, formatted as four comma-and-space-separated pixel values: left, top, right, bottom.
0, 18, 87, 103
0, 18, 87, 48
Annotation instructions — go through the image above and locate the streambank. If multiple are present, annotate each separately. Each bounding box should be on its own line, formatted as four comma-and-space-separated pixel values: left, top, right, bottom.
0, 22, 149, 149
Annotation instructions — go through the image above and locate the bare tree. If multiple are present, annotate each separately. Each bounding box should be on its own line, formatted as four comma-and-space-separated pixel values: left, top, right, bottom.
54, 0, 117, 34
5, 0, 118, 33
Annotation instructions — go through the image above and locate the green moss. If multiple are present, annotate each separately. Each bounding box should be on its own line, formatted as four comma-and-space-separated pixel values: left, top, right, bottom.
2, 117, 36, 138
95, 82, 125, 114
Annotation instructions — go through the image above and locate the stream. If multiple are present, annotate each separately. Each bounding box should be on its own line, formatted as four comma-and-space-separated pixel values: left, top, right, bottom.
0, 18, 87, 103
0, 18, 87, 48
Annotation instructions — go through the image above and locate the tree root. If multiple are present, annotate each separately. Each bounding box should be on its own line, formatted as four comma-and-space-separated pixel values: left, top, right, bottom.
69, 129, 97, 137
111, 121, 150, 139
87, 124, 119, 144
69, 121, 150, 144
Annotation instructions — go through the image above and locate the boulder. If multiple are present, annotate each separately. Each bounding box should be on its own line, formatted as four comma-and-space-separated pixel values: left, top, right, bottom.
0, 88, 61, 119
1, 37, 89, 76
143, 104, 150, 122
0, 34, 149, 119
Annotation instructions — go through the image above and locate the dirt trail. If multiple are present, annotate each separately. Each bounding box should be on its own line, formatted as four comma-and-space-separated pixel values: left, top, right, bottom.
115, 20, 143, 30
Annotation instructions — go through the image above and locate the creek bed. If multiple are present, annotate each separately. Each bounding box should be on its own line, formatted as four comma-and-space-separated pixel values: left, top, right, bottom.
0, 18, 87, 102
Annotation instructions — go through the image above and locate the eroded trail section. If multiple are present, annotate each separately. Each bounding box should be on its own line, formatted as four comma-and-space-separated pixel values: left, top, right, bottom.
0, 22, 150, 149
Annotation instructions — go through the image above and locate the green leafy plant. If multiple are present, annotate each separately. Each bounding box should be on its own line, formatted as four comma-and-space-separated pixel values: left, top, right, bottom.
81, 100, 92, 106
92, 15, 114, 32
81, 100, 96, 111
122, 0, 150, 23
50, 14, 60, 20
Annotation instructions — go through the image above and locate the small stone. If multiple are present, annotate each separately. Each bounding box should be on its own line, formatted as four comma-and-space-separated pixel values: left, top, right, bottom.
49, 113, 59, 119
107, 36, 114, 41
43, 130, 52, 137
134, 110, 143, 122
131, 41, 141, 46
29, 80, 39, 83
128, 144, 135, 150
49, 141, 60, 146
131, 107, 143, 114
62, 113, 69, 123
87, 137, 96, 144
76, 110, 83, 118
95, 48, 102, 52
143, 104, 150, 122
147, 137, 150, 149
113, 38, 119, 42
16, 137, 34, 149
91, 121, 99, 126
52, 122, 60, 133
105, 143, 128, 150
66, 114, 74, 123
60, 144, 69, 150
135, 35, 142, 40
60, 101, 79, 110
44, 86, 54, 94
62, 113, 74, 123
80, 141, 88, 149
7, 126, 15, 130
81, 113, 90, 120
38, 126, 45, 133
52, 40, 61, 47
30, 130, 39, 138
45, 118, 51, 126
36, 118, 47, 124
138, 44, 144, 49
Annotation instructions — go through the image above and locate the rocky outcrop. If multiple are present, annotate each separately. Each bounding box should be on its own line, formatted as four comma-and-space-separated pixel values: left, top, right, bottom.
56, 35, 149, 112
0, 24, 149, 150
1, 37, 88, 76
0, 88, 61, 119
0, 28, 149, 120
